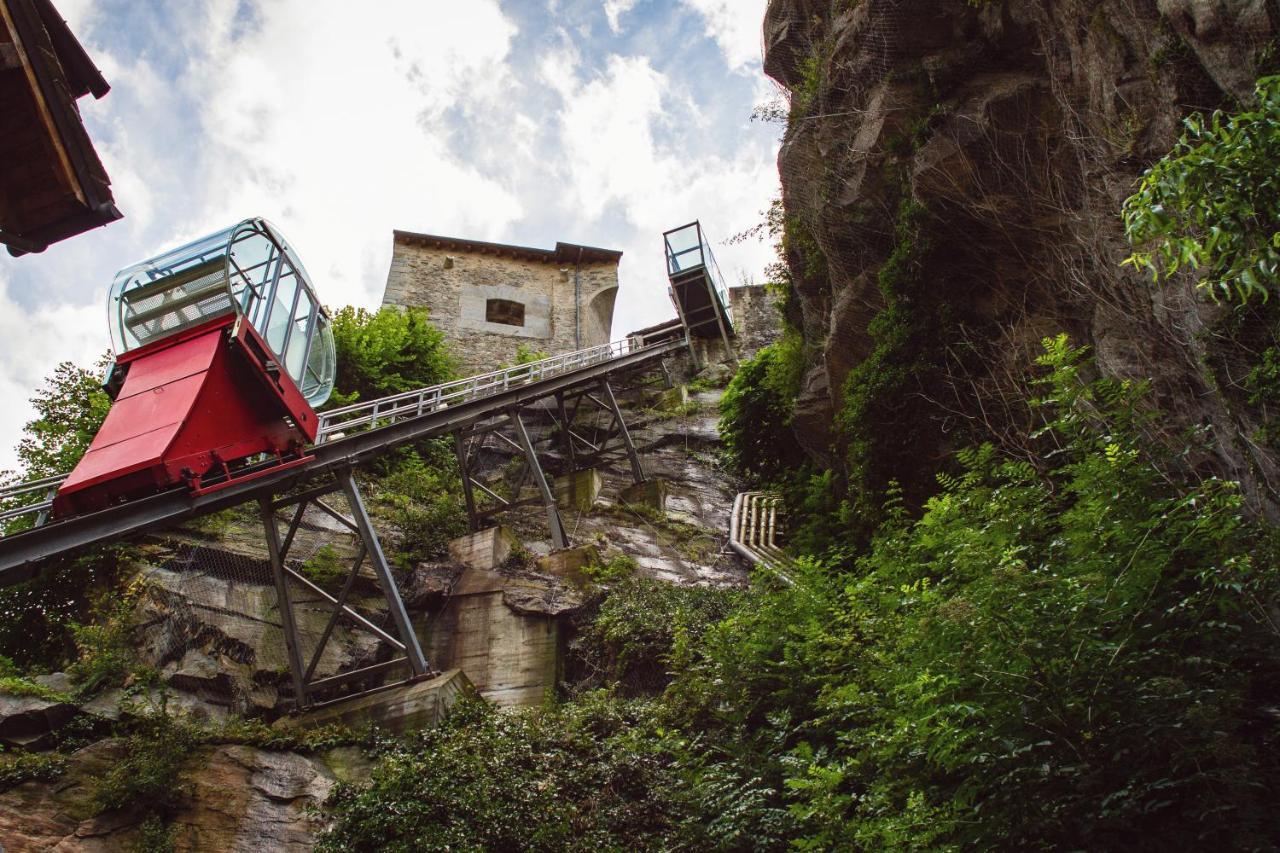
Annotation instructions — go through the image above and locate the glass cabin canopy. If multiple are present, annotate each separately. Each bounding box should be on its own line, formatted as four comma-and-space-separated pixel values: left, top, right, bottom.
107, 217, 336, 407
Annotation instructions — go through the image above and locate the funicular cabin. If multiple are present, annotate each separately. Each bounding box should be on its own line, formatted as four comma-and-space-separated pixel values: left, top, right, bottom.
54, 218, 336, 517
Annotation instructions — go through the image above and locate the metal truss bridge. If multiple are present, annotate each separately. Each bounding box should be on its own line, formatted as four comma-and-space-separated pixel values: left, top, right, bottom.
0, 334, 684, 708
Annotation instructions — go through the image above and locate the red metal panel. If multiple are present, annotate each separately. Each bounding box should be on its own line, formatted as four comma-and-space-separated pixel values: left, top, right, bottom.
54, 311, 320, 518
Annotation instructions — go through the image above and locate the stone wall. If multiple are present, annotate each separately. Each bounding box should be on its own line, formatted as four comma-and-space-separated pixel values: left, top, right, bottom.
729, 284, 781, 357
382, 238, 620, 373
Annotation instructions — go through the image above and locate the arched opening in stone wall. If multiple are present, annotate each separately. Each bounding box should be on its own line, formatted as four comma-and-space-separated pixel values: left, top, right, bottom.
584, 286, 618, 345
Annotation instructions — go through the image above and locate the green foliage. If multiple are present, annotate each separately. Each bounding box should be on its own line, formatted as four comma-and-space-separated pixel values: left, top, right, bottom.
0, 675, 69, 701
299, 544, 346, 589
1123, 75, 1280, 301
835, 195, 953, 543
206, 717, 363, 751
0, 545, 136, 670
667, 337, 1280, 849
581, 552, 637, 584
94, 713, 194, 815
513, 343, 549, 365
371, 443, 468, 564
12, 357, 112, 481
328, 306, 455, 406
0, 357, 140, 669
0, 747, 67, 790
67, 587, 145, 696
578, 578, 740, 694
133, 815, 176, 853
719, 334, 806, 486
318, 696, 686, 852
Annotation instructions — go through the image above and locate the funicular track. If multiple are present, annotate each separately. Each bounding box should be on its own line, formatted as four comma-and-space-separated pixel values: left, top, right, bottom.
0, 335, 683, 584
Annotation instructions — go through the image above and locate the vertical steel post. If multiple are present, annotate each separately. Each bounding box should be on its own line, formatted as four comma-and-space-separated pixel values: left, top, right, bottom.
598, 380, 645, 484
701, 270, 738, 368
555, 392, 578, 471
454, 432, 480, 532
668, 284, 702, 369
508, 407, 569, 549
260, 496, 307, 706
337, 469, 429, 677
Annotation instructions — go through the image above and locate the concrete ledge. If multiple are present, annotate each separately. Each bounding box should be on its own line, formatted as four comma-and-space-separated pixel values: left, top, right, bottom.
536, 544, 601, 588
449, 526, 518, 571
620, 478, 668, 512
553, 468, 602, 510
274, 669, 474, 735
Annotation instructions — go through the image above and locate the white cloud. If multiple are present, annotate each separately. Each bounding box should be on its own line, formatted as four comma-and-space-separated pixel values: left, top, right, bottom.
604, 0, 638, 33
0, 271, 105, 472
540, 53, 778, 331
0, 0, 781, 470
682, 0, 767, 71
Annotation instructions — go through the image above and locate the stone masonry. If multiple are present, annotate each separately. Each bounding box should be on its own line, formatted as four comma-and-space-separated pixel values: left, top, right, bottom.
382, 231, 622, 373
728, 284, 781, 357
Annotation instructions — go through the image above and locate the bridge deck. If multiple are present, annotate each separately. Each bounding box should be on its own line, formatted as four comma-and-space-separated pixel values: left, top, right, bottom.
0, 336, 684, 583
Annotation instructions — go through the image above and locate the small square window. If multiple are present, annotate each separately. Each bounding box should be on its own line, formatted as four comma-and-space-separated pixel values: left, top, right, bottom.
486, 298, 526, 327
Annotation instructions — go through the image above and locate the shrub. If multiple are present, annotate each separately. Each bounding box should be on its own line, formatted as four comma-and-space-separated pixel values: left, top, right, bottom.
0, 748, 67, 790
578, 578, 740, 695
1124, 75, 1280, 300
719, 334, 805, 486
318, 696, 685, 852
371, 445, 468, 564
327, 306, 455, 406
672, 336, 1280, 850
94, 712, 194, 815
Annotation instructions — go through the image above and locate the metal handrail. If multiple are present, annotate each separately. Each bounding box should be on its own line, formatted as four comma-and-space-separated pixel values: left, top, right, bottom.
729, 491, 792, 585
315, 337, 663, 444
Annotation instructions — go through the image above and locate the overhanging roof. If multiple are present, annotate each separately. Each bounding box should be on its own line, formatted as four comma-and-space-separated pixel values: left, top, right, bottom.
393, 230, 623, 265
0, 0, 120, 256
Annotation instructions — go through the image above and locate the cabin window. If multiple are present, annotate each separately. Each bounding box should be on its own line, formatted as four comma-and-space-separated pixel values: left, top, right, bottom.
485, 298, 526, 327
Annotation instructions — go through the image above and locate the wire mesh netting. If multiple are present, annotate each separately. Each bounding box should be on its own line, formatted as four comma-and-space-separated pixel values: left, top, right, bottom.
135, 492, 407, 711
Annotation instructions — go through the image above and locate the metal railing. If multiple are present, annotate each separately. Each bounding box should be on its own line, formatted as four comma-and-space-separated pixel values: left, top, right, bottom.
0, 473, 68, 528
315, 336, 669, 444
728, 491, 793, 585
0, 334, 683, 531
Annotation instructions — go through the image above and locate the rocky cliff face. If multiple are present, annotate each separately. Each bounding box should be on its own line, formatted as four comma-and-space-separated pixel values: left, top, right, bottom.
762, 0, 1280, 514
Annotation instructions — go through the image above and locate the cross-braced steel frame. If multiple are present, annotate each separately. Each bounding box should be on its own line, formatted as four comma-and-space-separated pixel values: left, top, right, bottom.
453, 378, 645, 548
259, 467, 429, 709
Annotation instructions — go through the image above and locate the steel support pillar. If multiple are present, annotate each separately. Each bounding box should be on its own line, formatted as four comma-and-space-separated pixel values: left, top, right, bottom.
260, 471, 429, 710
338, 468, 429, 678
597, 380, 645, 484
454, 432, 480, 532
668, 285, 702, 369
701, 272, 739, 367
508, 407, 569, 549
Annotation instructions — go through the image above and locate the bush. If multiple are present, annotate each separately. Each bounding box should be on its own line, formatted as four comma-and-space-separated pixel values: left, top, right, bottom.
669, 336, 1280, 850
318, 696, 685, 852
578, 578, 740, 695
370, 443, 468, 565
719, 334, 805, 486
94, 712, 194, 815
328, 306, 455, 406
1124, 75, 1280, 301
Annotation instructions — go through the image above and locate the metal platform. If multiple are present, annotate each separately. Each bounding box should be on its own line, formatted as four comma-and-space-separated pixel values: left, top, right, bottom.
663, 221, 737, 366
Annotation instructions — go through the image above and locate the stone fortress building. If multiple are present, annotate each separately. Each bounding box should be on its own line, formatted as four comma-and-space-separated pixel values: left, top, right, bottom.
381, 230, 622, 372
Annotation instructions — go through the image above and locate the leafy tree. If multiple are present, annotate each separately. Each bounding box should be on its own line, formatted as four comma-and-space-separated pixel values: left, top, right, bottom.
12, 357, 111, 480
719, 334, 805, 486
1123, 75, 1280, 300
327, 306, 455, 406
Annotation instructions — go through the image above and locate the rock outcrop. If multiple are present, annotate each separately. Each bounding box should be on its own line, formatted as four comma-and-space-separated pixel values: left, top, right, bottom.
762, 0, 1280, 514
0, 739, 368, 851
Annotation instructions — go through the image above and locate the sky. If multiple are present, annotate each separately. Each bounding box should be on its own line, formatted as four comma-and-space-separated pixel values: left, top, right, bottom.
0, 0, 782, 471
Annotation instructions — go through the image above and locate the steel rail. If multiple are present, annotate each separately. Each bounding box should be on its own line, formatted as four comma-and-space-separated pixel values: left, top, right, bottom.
0, 337, 684, 584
